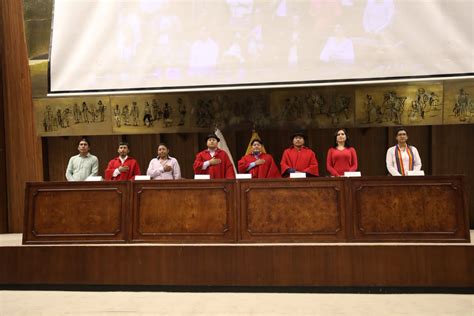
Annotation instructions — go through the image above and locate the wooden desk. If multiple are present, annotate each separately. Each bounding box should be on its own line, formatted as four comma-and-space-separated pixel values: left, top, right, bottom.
22, 176, 470, 244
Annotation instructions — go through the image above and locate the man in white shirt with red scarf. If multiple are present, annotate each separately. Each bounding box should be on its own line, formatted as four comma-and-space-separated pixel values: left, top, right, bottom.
386, 127, 422, 176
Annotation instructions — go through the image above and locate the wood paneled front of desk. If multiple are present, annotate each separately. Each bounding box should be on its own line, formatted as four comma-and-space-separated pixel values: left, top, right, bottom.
131, 180, 236, 243
23, 182, 130, 244
23, 176, 470, 244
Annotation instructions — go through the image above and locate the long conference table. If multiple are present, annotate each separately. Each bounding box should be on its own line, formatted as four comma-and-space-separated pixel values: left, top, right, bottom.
23, 176, 470, 244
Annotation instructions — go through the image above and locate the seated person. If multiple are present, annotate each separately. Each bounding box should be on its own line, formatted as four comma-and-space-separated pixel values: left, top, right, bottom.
65, 137, 99, 181
326, 128, 358, 177
105, 142, 141, 180
280, 131, 319, 177
146, 143, 182, 180
238, 139, 281, 178
193, 134, 235, 179
386, 127, 422, 176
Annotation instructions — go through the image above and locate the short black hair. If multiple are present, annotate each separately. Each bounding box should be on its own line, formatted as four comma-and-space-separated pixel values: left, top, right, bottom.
119, 141, 129, 147
78, 137, 90, 146
158, 143, 168, 149
251, 139, 264, 146
395, 127, 408, 136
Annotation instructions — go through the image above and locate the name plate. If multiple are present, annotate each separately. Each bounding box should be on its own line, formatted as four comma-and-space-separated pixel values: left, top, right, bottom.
344, 171, 361, 177
236, 173, 252, 179
407, 170, 425, 176
85, 176, 103, 181
290, 172, 306, 179
135, 175, 151, 180
194, 174, 211, 180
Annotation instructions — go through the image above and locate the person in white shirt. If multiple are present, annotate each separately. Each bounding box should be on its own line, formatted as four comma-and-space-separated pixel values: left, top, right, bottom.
65, 137, 99, 181
386, 127, 422, 176
146, 143, 182, 180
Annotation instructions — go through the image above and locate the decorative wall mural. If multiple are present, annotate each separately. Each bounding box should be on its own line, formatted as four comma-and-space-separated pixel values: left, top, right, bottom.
110, 95, 202, 134
34, 97, 112, 136
355, 83, 443, 127
443, 81, 474, 124
34, 80, 473, 137
270, 87, 355, 128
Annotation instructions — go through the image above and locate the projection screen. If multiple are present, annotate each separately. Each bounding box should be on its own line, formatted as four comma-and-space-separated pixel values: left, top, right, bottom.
49, 0, 474, 95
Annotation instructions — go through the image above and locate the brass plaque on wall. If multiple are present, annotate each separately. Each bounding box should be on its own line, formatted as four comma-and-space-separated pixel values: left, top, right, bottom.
270, 86, 355, 129
34, 97, 113, 136
443, 80, 474, 124
355, 82, 443, 127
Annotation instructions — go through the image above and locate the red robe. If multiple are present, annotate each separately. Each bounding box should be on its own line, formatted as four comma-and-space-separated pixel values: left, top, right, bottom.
280, 146, 319, 176
238, 153, 281, 178
105, 156, 141, 180
193, 148, 235, 179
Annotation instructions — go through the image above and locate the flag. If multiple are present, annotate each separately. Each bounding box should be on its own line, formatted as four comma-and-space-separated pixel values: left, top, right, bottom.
215, 128, 237, 174
245, 130, 266, 155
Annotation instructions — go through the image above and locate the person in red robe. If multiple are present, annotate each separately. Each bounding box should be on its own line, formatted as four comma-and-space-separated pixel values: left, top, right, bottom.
193, 134, 235, 179
105, 142, 141, 180
238, 139, 281, 178
280, 131, 319, 177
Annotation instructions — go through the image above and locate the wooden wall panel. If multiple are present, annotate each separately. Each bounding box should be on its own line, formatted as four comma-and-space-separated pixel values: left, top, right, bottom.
23, 182, 130, 244
0, 20, 7, 232
350, 176, 469, 242
349, 128, 389, 176
2, 244, 473, 286
239, 179, 347, 242
131, 180, 236, 242
432, 125, 474, 227
1, 0, 43, 232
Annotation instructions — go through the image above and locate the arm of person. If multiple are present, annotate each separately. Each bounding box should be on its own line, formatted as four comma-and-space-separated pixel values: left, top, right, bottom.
146, 159, 163, 178
172, 159, 182, 179
193, 152, 208, 174
267, 156, 282, 178
302, 150, 319, 176
280, 150, 293, 176
238, 156, 250, 173
238, 156, 257, 173
326, 148, 340, 177
104, 160, 116, 180
386, 147, 401, 176
412, 146, 422, 171
65, 157, 74, 181
349, 147, 358, 172
91, 157, 99, 176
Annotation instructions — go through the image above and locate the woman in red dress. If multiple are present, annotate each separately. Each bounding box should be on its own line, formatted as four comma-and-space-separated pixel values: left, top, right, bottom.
326, 129, 358, 177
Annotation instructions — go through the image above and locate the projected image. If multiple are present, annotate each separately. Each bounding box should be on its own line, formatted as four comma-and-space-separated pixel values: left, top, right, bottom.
49, 0, 474, 93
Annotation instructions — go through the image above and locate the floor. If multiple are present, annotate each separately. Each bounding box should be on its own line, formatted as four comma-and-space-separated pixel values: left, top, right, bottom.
1, 291, 473, 316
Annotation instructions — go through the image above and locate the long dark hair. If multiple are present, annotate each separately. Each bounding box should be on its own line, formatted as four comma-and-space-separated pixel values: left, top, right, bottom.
333, 128, 352, 148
